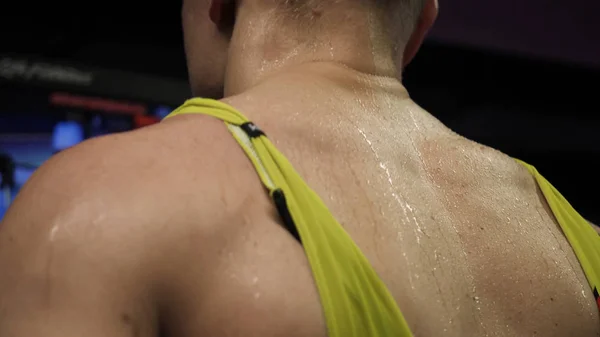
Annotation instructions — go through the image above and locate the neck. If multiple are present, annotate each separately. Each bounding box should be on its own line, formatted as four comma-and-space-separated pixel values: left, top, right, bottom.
223, 2, 402, 97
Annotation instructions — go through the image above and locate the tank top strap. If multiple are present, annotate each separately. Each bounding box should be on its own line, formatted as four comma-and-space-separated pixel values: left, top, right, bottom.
167, 98, 249, 125
516, 159, 600, 305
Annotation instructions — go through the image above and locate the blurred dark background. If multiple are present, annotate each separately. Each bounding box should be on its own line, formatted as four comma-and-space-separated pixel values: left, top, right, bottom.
0, 0, 598, 221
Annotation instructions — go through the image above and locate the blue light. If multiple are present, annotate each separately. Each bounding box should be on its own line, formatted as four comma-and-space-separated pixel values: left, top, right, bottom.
52, 121, 84, 151
14, 166, 35, 186
154, 106, 172, 119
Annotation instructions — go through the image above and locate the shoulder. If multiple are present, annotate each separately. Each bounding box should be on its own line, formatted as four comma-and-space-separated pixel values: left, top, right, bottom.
7, 114, 257, 216
0, 116, 275, 335
0, 115, 266, 283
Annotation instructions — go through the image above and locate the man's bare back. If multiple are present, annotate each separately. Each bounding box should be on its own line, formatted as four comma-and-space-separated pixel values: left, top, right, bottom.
0, 64, 598, 336
219, 66, 600, 335
2, 0, 599, 334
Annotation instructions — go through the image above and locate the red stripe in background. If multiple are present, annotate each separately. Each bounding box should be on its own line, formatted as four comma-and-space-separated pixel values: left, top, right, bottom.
49, 92, 147, 116
134, 115, 160, 128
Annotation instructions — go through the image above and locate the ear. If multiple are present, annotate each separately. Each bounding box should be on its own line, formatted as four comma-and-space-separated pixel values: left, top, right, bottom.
402, 0, 438, 67
209, 0, 236, 30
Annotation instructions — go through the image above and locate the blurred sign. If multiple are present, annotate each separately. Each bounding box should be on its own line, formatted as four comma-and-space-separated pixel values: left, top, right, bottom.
0, 54, 190, 105
0, 57, 93, 86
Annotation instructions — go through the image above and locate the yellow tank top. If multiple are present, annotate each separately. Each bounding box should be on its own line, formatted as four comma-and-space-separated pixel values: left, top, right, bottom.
165, 98, 600, 336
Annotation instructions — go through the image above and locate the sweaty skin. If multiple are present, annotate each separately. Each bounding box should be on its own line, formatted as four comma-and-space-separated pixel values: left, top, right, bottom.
1, 63, 599, 337
1, 1, 599, 336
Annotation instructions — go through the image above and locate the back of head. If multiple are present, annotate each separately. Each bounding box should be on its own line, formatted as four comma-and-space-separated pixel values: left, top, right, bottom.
183, 0, 433, 97
279, 0, 427, 48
